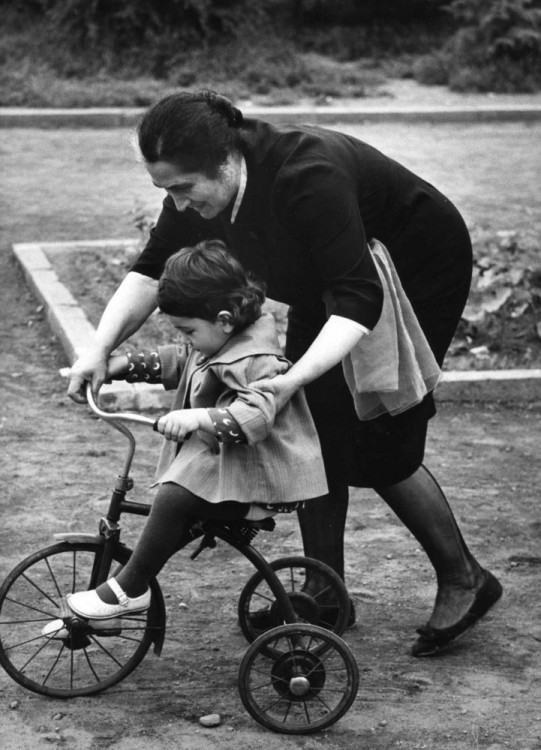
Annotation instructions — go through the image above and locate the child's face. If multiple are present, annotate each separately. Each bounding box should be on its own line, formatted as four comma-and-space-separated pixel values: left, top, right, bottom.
168, 314, 234, 357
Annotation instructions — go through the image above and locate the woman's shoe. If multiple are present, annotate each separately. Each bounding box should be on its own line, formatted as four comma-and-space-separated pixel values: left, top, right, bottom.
411, 569, 503, 657
67, 578, 150, 620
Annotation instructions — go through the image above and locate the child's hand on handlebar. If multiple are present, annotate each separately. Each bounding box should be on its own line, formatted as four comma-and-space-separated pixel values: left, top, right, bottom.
155, 408, 213, 442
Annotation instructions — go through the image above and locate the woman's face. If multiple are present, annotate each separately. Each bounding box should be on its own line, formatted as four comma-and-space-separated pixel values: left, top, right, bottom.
146, 157, 241, 220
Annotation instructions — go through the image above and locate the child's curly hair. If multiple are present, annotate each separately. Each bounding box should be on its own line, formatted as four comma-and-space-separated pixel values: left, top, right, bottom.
157, 239, 266, 331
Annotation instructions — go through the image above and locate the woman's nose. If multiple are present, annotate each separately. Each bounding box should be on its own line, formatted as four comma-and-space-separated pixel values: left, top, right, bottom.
172, 195, 190, 212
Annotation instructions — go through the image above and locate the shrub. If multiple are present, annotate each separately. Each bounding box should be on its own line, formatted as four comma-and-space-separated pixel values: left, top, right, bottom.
413, 52, 450, 85
449, 229, 541, 369
7, 0, 270, 47
417, 0, 541, 92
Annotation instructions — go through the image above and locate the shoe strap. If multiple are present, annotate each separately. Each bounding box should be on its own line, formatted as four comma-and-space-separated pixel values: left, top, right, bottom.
107, 577, 129, 607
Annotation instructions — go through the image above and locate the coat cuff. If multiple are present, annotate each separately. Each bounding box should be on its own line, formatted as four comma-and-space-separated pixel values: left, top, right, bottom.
225, 399, 274, 444
207, 408, 246, 443
157, 345, 185, 390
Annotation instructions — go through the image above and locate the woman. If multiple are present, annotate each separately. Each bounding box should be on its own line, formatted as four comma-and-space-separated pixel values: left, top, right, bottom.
68, 90, 502, 656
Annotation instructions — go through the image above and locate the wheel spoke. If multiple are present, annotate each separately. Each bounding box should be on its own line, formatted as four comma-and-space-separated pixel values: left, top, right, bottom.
19, 572, 60, 610
238, 622, 358, 733
88, 634, 128, 667
4, 630, 53, 653
70, 551, 78, 595
3, 595, 59, 620
45, 556, 65, 600
238, 556, 351, 655
83, 648, 102, 683
0, 543, 158, 697
14, 636, 56, 671
311, 585, 333, 602
282, 698, 292, 724
42, 643, 67, 687
260, 692, 291, 714
287, 567, 296, 591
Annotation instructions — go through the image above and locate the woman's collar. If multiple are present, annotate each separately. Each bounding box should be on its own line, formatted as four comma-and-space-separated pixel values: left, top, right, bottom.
230, 156, 247, 223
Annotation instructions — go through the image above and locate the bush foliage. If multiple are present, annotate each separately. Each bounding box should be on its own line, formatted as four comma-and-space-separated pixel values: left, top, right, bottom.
450, 229, 541, 369
1, 0, 539, 105
416, 0, 541, 91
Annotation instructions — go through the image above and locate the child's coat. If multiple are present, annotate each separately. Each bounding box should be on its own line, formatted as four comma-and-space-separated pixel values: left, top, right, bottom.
155, 313, 328, 506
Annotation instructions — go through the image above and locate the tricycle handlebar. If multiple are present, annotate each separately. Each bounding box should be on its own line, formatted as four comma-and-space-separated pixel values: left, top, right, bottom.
85, 382, 158, 429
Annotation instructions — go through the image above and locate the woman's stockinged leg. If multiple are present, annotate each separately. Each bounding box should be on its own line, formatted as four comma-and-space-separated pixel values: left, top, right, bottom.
297, 483, 349, 580
97, 483, 246, 604
375, 464, 491, 630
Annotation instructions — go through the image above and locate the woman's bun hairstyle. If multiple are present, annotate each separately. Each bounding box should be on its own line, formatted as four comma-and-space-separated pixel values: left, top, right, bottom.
137, 90, 244, 178
203, 90, 244, 128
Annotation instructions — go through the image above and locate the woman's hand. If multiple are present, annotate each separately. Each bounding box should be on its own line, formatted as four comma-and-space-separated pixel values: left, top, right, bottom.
66, 272, 159, 403
67, 348, 109, 403
250, 373, 301, 412
156, 408, 212, 442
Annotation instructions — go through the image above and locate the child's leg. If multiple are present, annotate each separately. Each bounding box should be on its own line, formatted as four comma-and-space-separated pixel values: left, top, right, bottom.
97, 482, 247, 604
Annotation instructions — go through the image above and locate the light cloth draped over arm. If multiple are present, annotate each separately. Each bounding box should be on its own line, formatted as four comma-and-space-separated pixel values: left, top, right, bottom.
342, 239, 442, 420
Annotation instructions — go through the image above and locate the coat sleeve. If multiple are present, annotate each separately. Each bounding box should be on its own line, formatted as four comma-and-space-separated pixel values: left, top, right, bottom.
273, 155, 384, 330
157, 345, 190, 390
210, 355, 289, 445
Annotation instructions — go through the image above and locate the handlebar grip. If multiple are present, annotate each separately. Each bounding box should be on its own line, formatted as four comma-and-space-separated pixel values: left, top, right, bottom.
153, 420, 160, 432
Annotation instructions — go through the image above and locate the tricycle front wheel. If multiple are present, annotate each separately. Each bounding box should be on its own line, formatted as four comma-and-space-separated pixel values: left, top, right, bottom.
0, 541, 164, 697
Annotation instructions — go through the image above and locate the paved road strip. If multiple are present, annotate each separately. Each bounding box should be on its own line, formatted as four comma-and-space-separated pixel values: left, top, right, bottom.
2, 105, 541, 128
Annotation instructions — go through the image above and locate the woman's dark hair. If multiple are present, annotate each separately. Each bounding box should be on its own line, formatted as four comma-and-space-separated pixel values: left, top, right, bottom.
158, 240, 266, 331
137, 90, 244, 179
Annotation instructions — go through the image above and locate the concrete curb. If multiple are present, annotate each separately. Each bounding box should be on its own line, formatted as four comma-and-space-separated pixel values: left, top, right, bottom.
13, 239, 541, 410
13, 240, 173, 411
2, 104, 541, 128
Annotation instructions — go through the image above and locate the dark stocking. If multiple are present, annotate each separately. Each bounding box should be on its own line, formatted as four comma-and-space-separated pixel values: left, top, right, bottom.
375, 464, 485, 628
97, 483, 246, 603
297, 483, 349, 581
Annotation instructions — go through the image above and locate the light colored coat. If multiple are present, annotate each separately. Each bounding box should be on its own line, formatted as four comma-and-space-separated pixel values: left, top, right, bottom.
154, 313, 328, 506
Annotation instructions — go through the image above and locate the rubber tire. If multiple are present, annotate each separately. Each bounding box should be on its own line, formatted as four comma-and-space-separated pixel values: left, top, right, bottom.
238, 623, 359, 734
238, 555, 351, 648
0, 541, 163, 697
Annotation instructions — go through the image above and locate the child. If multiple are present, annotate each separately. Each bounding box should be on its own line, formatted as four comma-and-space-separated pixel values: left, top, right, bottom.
45, 240, 328, 625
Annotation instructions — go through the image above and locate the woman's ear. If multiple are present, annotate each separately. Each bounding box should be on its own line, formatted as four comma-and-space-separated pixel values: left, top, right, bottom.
217, 310, 234, 333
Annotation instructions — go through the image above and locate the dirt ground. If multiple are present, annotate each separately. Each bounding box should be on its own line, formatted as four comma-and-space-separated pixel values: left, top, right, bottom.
1, 88, 541, 749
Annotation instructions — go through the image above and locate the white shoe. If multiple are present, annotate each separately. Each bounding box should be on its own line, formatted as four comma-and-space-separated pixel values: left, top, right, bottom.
67, 578, 150, 620
42, 618, 123, 639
